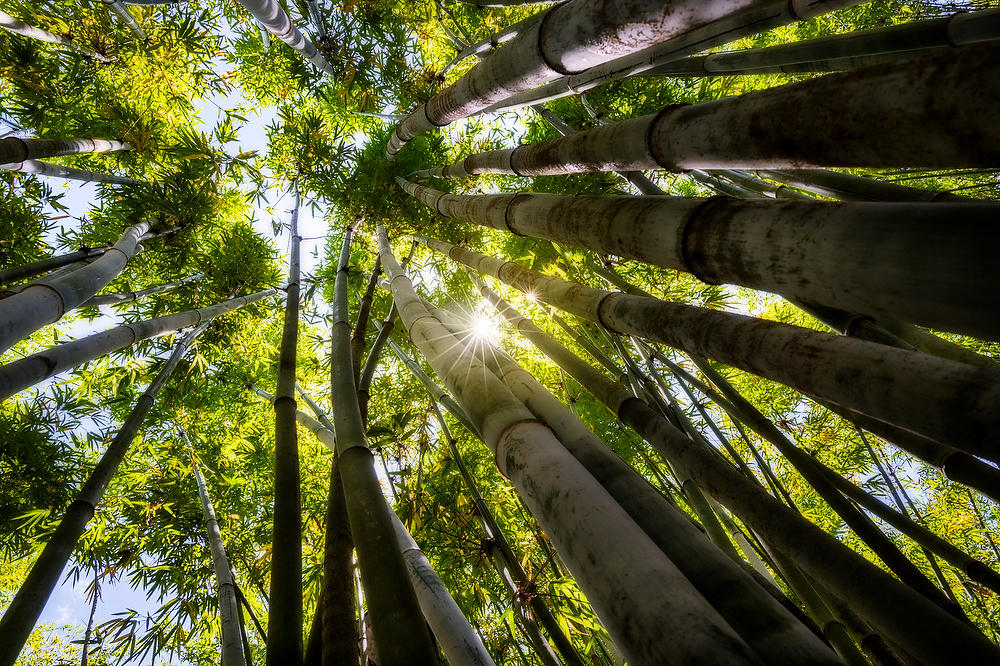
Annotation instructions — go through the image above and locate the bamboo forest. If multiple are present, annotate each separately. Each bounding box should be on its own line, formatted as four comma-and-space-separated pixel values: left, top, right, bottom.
2, 0, 1000, 663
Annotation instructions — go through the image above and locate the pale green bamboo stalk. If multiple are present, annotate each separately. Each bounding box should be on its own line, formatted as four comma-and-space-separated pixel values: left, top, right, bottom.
0, 11, 110, 60
0, 220, 150, 355
0, 159, 139, 184
184, 432, 245, 666
267, 185, 303, 665
81, 273, 203, 307
233, 0, 334, 74
378, 224, 764, 665
0, 323, 208, 666
0, 289, 276, 401
101, 0, 147, 40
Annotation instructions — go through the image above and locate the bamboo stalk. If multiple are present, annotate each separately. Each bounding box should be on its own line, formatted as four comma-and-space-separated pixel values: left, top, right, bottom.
378, 224, 767, 666
389, 0, 793, 158
412, 234, 1000, 458
466, 43, 1000, 170
757, 167, 976, 203
0, 247, 107, 287
81, 273, 204, 307
0, 323, 208, 666
185, 433, 246, 666
0, 220, 150, 355
101, 0, 147, 40
0, 289, 276, 402
330, 226, 437, 665
266, 185, 303, 665
398, 178, 1000, 339
454, 280, 842, 664
232, 0, 334, 74
0, 159, 139, 185
416, 234, 1000, 664
0, 137, 130, 164
642, 9, 1000, 78
0, 11, 110, 60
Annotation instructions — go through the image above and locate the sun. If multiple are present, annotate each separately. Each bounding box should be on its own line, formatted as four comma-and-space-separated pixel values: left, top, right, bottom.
469, 313, 499, 343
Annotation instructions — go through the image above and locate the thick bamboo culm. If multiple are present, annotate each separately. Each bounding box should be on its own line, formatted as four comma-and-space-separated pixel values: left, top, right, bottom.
0, 10, 110, 60
0, 220, 150, 355
0, 137, 131, 164
424, 43, 1000, 173
386, 338, 586, 666
329, 227, 437, 666
398, 178, 999, 339
428, 285, 841, 664
0, 324, 208, 666
641, 9, 1000, 77
0, 159, 139, 184
388, 0, 850, 157
378, 224, 770, 665
443, 261, 1000, 664
0, 289, 277, 402
413, 234, 1000, 459
266, 186, 303, 664
231, 0, 334, 74
0, 247, 107, 287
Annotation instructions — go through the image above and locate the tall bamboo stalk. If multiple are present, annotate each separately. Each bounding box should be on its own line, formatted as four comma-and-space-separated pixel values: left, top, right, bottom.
757, 168, 974, 203
184, 432, 246, 666
450, 280, 841, 663
642, 9, 1000, 78
81, 273, 204, 307
102, 0, 147, 40
0, 289, 276, 402
266, 186, 303, 665
378, 224, 767, 666
329, 225, 437, 665
412, 234, 1000, 460
232, 0, 334, 74
417, 235, 1000, 663
0, 11, 110, 60
0, 137, 130, 165
0, 323, 208, 666
0, 247, 107, 287
398, 178, 999, 339
0, 159, 139, 185
0, 220, 150, 355
456, 43, 1000, 170
389, 0, 802, 158
476, 0, 863, 113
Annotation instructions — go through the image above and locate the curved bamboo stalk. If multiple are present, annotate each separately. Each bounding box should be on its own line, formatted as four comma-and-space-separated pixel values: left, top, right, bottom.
0, 288, 276, 401
330, 226, 437, 666
451, 280, 842, 664
102, 0, 147, 40
0, 323, 208, 666
0, 159, 139, 184
378, 224, 768, 666
0, 137, 130, 164
0, 247, 107, 287
232, 0, 334, 74
755, 168, 973, 202
0, 11, 110, 60
388, 342, 582, 666
266, 187, 303, 664
388, 0, 794, 158
463, 43, 1000, 171
478, 0, 862, 114
185, 433, 245, 666
643, 9, 1000, 77
430, 262, 1000, 663
399, 178, 999, 340
0, 220, 150, 355
413, 234, 1000, 460
81, 273, 204, 307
